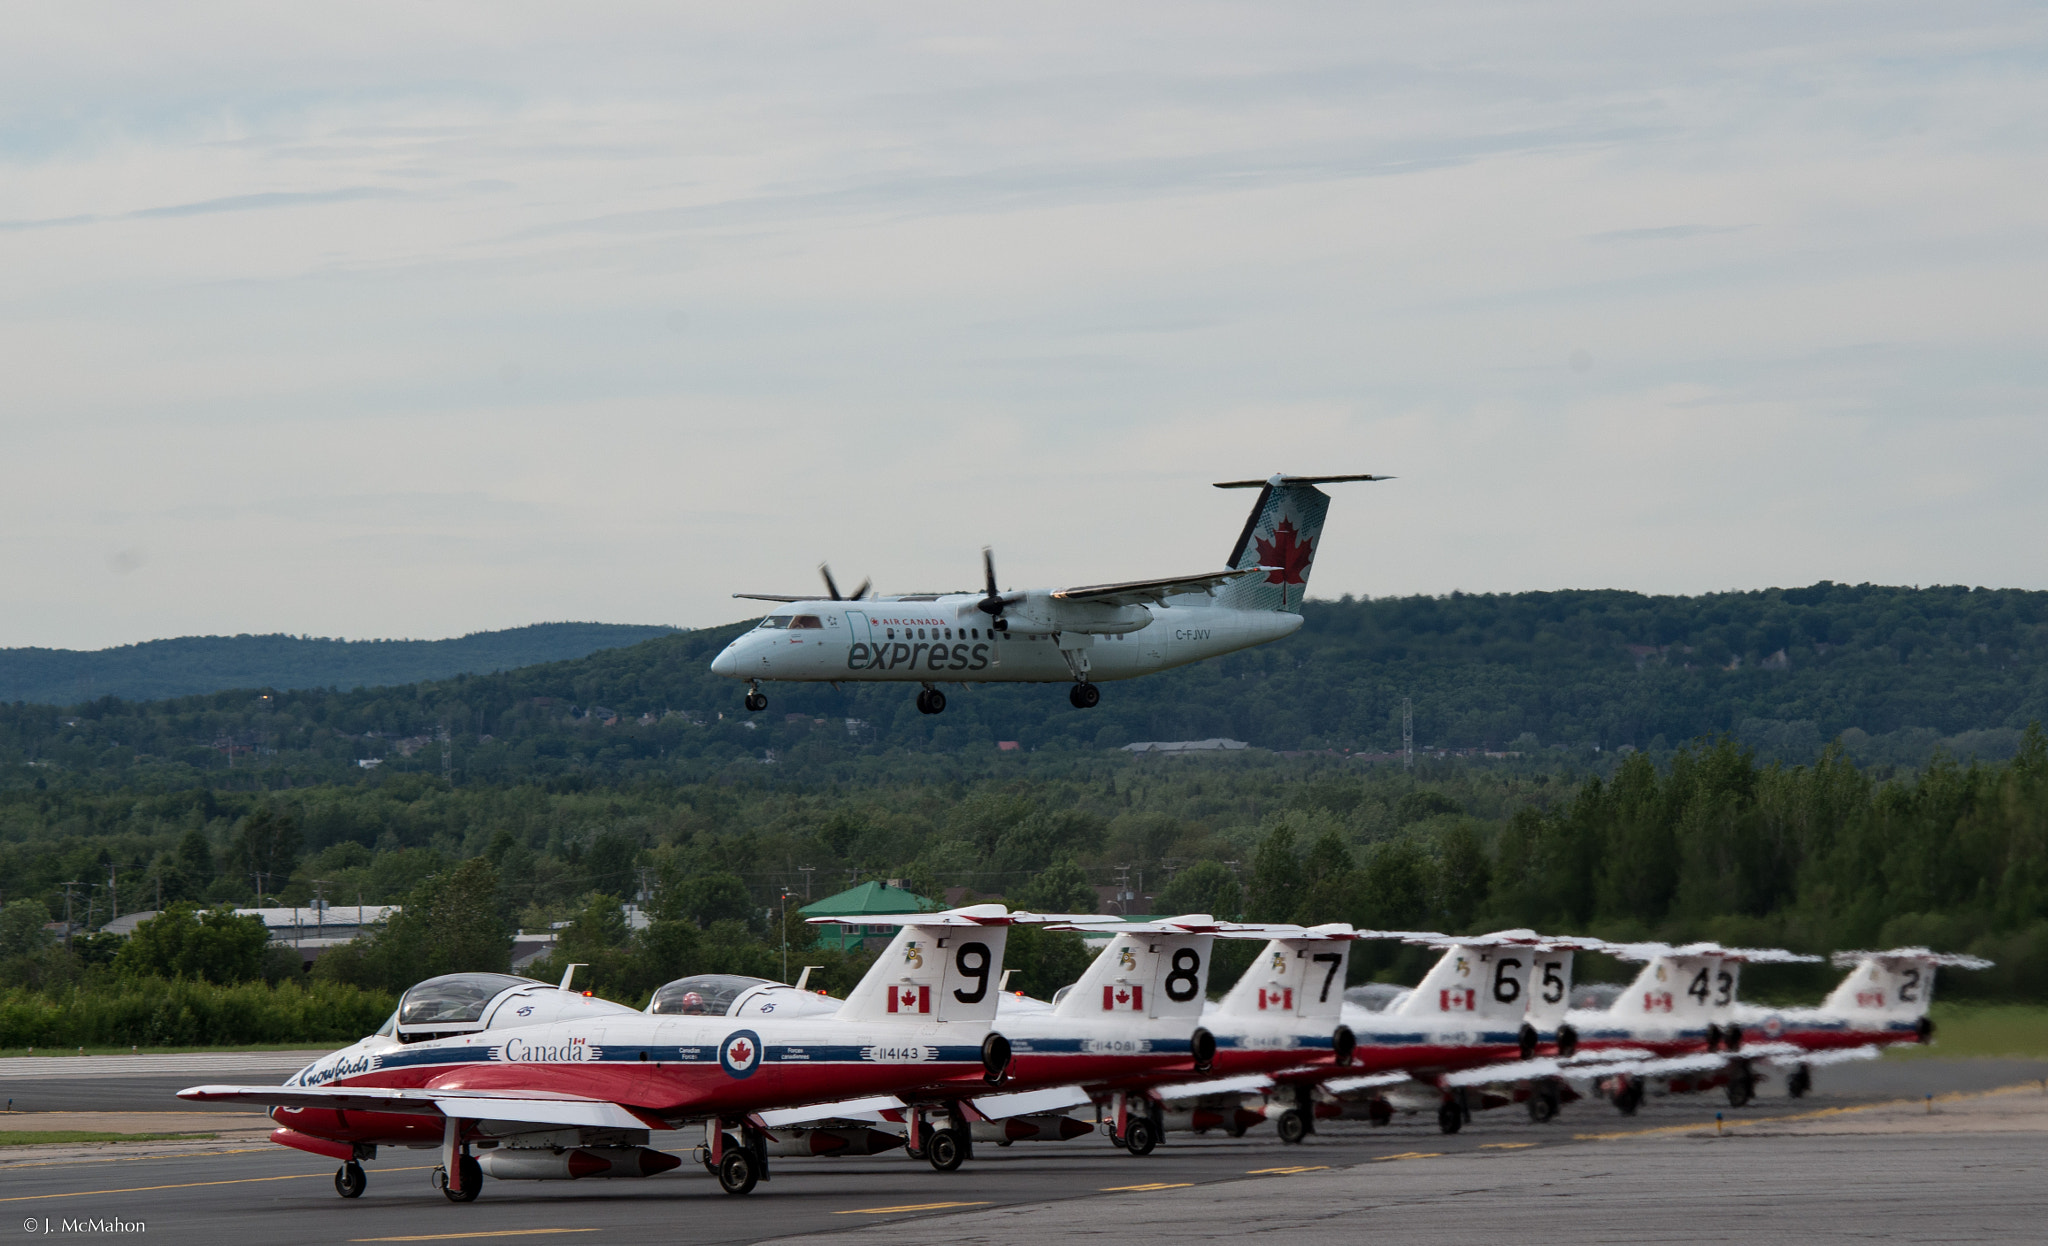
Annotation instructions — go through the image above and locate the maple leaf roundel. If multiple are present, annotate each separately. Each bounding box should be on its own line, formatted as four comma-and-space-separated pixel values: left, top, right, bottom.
719, 1028, 763, 1079
1255, 520, 1314, 585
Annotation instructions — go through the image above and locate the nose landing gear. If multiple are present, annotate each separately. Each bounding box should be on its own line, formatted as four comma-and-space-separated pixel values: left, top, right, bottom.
1068, 682, 1100, 709
743, 681, 767, 713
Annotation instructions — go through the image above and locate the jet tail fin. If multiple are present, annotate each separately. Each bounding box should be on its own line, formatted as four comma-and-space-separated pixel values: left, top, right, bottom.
1822, 948, 1992, 1022
815, 905, 1015, 1025
1214, 925, 1358, 1021
1051, 915, 1224, 1022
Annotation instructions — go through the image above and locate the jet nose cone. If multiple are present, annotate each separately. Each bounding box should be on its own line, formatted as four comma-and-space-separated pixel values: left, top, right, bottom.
709, 645, 740, 678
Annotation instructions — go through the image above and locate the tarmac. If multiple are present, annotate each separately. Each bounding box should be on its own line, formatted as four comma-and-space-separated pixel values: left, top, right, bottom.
1, 1053, 2043, 1245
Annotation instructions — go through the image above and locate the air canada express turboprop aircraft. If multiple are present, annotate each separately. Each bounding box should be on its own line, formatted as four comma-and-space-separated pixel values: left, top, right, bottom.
709, 473, 1386, 713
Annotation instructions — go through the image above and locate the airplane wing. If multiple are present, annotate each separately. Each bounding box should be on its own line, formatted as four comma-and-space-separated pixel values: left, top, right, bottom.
178, 1084, 670, 1131
1051, 567, 1269, 608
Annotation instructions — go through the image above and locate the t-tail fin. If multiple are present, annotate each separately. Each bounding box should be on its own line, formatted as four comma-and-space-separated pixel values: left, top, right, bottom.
1214, 925, 1358, 1021
1389, 931, 1539, 1025
1602, 944, 1726, 1029
1211, 472, 1388, 612
1822, 948, 1992, 1023
1051, 915, 1224, 1022
815, 905, 1015, 1025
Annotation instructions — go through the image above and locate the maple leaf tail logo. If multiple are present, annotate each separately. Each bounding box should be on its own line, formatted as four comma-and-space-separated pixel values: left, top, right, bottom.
1253, 520, 1314, 607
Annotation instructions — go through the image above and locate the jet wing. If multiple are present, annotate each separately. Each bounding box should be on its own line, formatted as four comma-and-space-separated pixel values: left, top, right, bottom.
178, 1084, 669, 1131
1051, 567, 1269, 608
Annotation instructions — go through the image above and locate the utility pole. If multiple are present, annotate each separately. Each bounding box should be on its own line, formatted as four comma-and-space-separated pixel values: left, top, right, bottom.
440, 723, 453, 787
311, 880, 332, 939
108, 862, 118, 921
61, 882, 81, 950
1403, 697, 1414, 771
799, 865, 815, 901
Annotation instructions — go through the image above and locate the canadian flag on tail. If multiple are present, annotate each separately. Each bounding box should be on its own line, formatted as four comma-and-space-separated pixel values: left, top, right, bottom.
1439, 988, 1477, 1012
888, 985, 931, 1014
1258, 987, 1294, 1011
1103, 984, 1145, 1011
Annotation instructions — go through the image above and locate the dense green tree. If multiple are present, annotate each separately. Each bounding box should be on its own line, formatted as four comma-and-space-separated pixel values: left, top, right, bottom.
315, 858, 511, 992
114, 905, 271, 984
1011, 859, 1097, 914
1158, 861, 1243, 919
1244, 824, 1303, 922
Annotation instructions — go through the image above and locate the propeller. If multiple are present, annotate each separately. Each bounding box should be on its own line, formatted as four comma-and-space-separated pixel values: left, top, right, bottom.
820, 564, 871, 601
976, 547, 1011, 630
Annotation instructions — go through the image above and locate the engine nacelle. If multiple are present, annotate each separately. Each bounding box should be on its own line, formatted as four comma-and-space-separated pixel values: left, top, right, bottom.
993, 593, 1152, 636
476, 1145, 681, 1181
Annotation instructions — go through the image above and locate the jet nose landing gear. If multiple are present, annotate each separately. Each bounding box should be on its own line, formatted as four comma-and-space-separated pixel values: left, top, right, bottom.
1068, 683, 1100, 709
743, 681, 767, 713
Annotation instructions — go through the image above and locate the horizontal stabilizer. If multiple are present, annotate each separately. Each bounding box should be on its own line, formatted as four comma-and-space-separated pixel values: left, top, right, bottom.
1829, 947, 1994, 969
1212, 474, 1393, 489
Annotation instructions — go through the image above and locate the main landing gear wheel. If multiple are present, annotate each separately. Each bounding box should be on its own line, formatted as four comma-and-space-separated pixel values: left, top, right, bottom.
334, 1160, 366, 1199
1614, 1079, 1644, 1116
1275, 1109, 1309, 1146
1436, 1100, 1464, 1135
1122, 1118, 1158, 1156
717, 1149, 760, 1195
925, 1127, 966, 1172
1367, 1098, 1394, 1127
916, 687, 947, 714
437, 1156, 482, 1203
1069, 682, 1100, 709
1726, 1064, 1756, 1109
743, 690, 767, 712
1528, 1082, 1560, 1124
1787, 1064, 1813, 1099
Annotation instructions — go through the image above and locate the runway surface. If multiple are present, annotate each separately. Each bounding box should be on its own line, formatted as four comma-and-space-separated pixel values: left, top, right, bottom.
3, 1056, 2044, 1245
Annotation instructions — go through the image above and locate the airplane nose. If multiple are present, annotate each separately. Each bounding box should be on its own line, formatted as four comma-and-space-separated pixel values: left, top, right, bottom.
709, 646, 739, 678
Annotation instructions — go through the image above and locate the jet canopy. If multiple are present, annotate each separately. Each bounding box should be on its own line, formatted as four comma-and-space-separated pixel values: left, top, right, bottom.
648, 975, 771, 1016
393, 972, 636, 1043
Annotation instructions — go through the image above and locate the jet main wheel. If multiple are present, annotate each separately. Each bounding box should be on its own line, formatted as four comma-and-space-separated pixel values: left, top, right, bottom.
1787, 1065, 1812, 1099
925, 1128, 966, 1172
743, 691, 767, 712
1613, 1081, 1643, 1116
1726, 1067, 1755, 1109
717, 1149, 760, 1195
334, 1160, 366, 1199
1367, 1098, 1394, 1127
439, 1156, 482, 1203
1069, 683, 1100, 709
1436, 1100, 1464, 1135
1528, 1084, 1560, 1124
1122, 1119, 1158, 1156
1274, 1109, 1308, 1145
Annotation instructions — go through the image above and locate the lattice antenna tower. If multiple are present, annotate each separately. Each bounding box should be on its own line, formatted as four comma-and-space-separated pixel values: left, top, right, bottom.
1402, 697, 1413, 770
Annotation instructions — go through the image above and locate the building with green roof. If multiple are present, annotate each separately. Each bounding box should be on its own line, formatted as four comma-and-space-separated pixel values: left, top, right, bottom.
800, 880, 939, 952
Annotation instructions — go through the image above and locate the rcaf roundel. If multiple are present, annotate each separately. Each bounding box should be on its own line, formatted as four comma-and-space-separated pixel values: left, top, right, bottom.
719, 1028, 763, 1079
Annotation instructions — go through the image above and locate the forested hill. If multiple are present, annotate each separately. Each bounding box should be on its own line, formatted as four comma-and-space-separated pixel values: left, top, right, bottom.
2, 582, 2044, 787
0, 623, 681, 705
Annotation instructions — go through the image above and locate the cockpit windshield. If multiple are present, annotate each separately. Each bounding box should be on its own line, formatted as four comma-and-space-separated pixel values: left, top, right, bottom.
648, 974, 772, 1016
398, 973, 534, 1026
755, 616, 791, 630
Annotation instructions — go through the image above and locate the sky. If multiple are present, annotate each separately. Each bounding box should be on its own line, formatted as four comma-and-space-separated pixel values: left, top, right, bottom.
4, 2, 2045, 649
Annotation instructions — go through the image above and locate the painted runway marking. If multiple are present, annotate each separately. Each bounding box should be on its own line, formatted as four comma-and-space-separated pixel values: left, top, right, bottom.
1101, 1182, 1194, 1192
1, 1146, 276, 1170
1571, 1081, 2044, 1141
351, 1232, 599, 1243
1373, 1152, 1443, 1162
0, 1164, 435, 1203
1246, 1165, 1328, 1175
1480, 1142, 1538, 1149
837, 1201, 992, 1215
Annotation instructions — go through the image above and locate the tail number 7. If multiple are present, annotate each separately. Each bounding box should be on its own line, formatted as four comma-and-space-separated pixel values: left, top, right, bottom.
1312, 952, 1343, 1003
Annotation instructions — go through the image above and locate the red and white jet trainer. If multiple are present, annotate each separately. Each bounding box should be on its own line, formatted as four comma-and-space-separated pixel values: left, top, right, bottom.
178, 905, 1034, 1201
759, 913, 1269, 1166
709, 473, 1387, 715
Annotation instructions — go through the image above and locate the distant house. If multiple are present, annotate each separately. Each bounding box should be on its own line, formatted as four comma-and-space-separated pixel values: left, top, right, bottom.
800, 880, 939, 953
101, 905, 400, 969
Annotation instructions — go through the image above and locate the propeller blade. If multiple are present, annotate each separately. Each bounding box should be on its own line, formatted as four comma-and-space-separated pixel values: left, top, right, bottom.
850, 578, 871, 600
978, 547, 1005, 616
820, 564, 843, 600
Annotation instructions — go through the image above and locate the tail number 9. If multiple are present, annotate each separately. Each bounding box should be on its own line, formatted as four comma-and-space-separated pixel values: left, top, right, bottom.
953, 942, 991, 1003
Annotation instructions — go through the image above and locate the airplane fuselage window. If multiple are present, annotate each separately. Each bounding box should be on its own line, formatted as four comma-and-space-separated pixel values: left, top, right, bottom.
790, 615, 824, 630
757, 616, 791, 630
